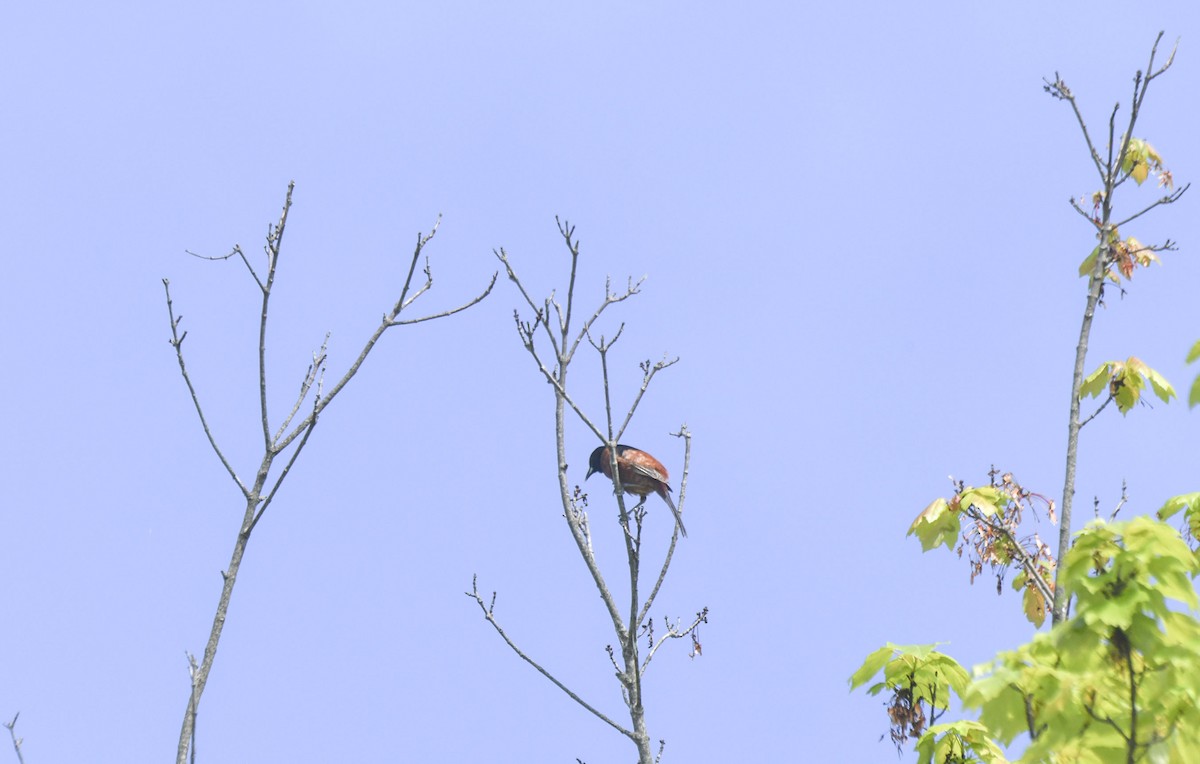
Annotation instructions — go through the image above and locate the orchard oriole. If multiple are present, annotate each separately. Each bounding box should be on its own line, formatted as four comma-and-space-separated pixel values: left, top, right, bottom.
586, 444, 687, 538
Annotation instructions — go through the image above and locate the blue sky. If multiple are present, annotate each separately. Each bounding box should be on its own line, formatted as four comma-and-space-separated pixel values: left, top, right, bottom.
3, 3, 1200, 761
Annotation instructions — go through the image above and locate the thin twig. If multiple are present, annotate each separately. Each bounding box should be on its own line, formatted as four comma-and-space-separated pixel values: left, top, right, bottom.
186, 245, 265, 292
616, 357, 680, 443
1068, 196, 1102, 227
465, 577, 634, 740
256, 184, 295, 451
641, 608, 707, 672
638, 427, 690, 625
568, 278, 644, 365
273, 228, 496, 454
1079, 393, 1114, 428
1109, 481, 1129, 522
274, 335, 328, 443
557, 216, 580, 337
1043, 74, 1105, 181
1111, 184, 1189, 228
3, 713, 25, 764
389, 272, 497, 325
520, 333, 609, 442
495, 248, 564, 359
162, 279, 250, 499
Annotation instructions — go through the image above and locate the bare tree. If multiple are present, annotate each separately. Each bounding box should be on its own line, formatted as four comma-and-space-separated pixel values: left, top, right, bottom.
164, 183, 495, 764
468, 219, 706, 764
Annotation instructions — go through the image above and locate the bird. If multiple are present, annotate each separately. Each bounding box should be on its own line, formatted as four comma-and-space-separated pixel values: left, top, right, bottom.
586, 444, 687, 538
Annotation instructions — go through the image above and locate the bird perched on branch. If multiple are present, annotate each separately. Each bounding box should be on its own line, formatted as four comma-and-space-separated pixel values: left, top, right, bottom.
586, 444, 687, 538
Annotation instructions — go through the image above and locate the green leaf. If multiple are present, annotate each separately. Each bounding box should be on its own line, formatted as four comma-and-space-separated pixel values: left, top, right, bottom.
1080, 362, 1111, 400
1022, 582, 1047, 627
1156, 492, 1199, 521
1114, 382, 1138, 413
909, 497, 960, 551
1189, 373, 1200, 409
1144, 365, 1176, 403
892, 642, 941, 660
1079, 244, 1100, 277
1131, 159, 1150, 184
927, 653, 972, 697
960, 487, 1005, 517
970, 672, 1034, 744
849, 645, 895, 691
918, 722, 1010, 764
1187, 339, 1200, 364
1122, 136, 1164, 185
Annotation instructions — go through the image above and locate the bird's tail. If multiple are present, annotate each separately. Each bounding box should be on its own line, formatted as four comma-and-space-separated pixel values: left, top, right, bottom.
661, 488, 688, 538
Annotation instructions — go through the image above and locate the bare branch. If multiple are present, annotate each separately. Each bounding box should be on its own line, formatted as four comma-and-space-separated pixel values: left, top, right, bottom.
391, 216, 442, 317
162, 279, 249, 498
1079, 393, 1114, 428
1043, 74, 1105, 180
616, 356, 680, 443
185, 248, 238, 261
1107, 101, 1120, 186
568, 277, 644, 365
638, 426, 691, 625
1109, 481, 1129, 522
507, 305, 610, 441
1068, 196, 1100, 226
389, 271, 498, 326
642, 607, 708, 672
402, 257, 434, 310
273, 335, 329, 444
494, 247, 563, 359
465, 577, 634, 740
256, 183, 295, 451
1148, 34, 1179, 80
557, 216, 581, 337
1110, 34, 1171, 206
274, 218, 493, 452
177, 491, 257, 763
249, 411, 319, 535
4, 713, 25, 764
599, 338, 619, 442
186, 245, 266, 292
1111, 183, 1189, 228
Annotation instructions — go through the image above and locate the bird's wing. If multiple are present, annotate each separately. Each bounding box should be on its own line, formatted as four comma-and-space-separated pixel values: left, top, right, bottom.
621, 454, 669, 484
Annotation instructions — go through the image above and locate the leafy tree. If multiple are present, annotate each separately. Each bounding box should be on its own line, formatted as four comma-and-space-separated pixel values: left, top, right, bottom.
853, 33, 1200, 763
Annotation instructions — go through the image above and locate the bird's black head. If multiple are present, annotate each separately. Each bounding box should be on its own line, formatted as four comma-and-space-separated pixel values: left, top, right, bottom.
586, 444, 637, 479
585, 446, 606, 479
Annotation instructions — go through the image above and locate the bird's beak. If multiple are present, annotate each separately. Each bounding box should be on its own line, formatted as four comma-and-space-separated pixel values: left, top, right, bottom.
585, 467, 596, 480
